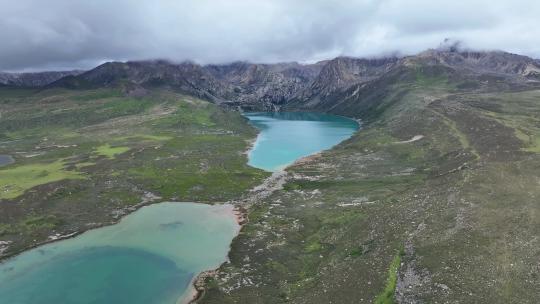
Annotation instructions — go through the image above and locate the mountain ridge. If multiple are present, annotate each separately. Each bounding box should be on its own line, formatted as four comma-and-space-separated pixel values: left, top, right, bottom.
4, 48, 540, 113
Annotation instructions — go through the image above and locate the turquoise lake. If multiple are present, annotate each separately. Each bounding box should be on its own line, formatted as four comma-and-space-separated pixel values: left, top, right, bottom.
244, 112, 359, 171
0, 203, 239, 304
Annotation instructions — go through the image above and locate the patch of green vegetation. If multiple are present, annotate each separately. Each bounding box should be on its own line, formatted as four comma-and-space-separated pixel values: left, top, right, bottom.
480, 109, 540, 153
285, 175, 423, 201
20, 215, 63, 231
130, 164, 266, 202
374, 251, 402, 304
304, 238, 323, 253
524, 136, 540, 153
413, 66, 451, 89
347, 129, 396, 149
514, 128, 531, 143
71, 89, 122, 101
266, 261, 289, 274
0, 160, 85, 199
322, 210, 364, 227
0, 223, 11, 236
74, 162, 96, 169
6, 127, 80, 140
0, 214, 64, 236
467, 91, 540, 154
431, 109, 480, 159
130, 134, 173, 141
127, 133, 267, 201
0, 94, 156, 133
101, 97, 155, 116
349, 247, 363, 257
511, 126, 540, 153
242, 205, 270, 237
151, 102, 215, 128
94, 144, 130, 159
32, 88, 73, 98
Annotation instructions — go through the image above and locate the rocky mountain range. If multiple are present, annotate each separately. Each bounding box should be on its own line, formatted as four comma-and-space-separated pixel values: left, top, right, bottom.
3, 48, 540, 112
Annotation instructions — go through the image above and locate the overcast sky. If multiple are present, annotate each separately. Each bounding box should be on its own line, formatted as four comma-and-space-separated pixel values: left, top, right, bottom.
1, 0, 539, 71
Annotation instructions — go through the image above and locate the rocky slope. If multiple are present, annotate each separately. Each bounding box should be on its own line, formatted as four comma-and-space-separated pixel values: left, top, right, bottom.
205, 62, 324, 109
293, 57, 399, 107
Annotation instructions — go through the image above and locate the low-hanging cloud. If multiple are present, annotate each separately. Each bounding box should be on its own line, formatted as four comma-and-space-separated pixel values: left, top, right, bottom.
1, 0, 539, 71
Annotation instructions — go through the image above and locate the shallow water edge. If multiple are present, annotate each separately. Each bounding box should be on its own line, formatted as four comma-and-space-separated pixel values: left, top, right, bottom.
0, 202, 241, 304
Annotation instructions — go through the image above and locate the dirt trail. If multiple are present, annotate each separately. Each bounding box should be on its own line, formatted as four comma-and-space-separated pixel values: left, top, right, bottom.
395, 135, 424, 144
232, 170, 288, 207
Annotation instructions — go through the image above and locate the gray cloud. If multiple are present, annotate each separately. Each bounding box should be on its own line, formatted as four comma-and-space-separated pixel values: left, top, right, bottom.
1, 0, 539, 71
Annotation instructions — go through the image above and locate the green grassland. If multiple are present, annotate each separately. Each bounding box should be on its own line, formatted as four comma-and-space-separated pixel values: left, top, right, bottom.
0, 160, 86, 199
94, 144, 130, 159
0, 87, 268, 256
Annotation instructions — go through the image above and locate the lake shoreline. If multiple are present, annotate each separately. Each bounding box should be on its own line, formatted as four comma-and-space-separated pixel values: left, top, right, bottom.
187, 205, 247, 304
242, 112, 359, 171
0, 197, 161, 264
0, 201, 242, 304
1, 186, 252, 304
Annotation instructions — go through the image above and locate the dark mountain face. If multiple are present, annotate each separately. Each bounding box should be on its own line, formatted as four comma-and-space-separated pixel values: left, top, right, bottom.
308, 57, 399, 94
0, 70, 83, 87
205, 62, 323, 108
292, 56, 400, 108
51, 60, 325, 110
33, 49, 540, 111
52, 61, 233, 101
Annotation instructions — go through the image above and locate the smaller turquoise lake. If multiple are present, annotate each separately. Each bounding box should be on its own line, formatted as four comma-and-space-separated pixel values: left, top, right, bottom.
244, 112, 359, 171
0, 202, 239, 304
